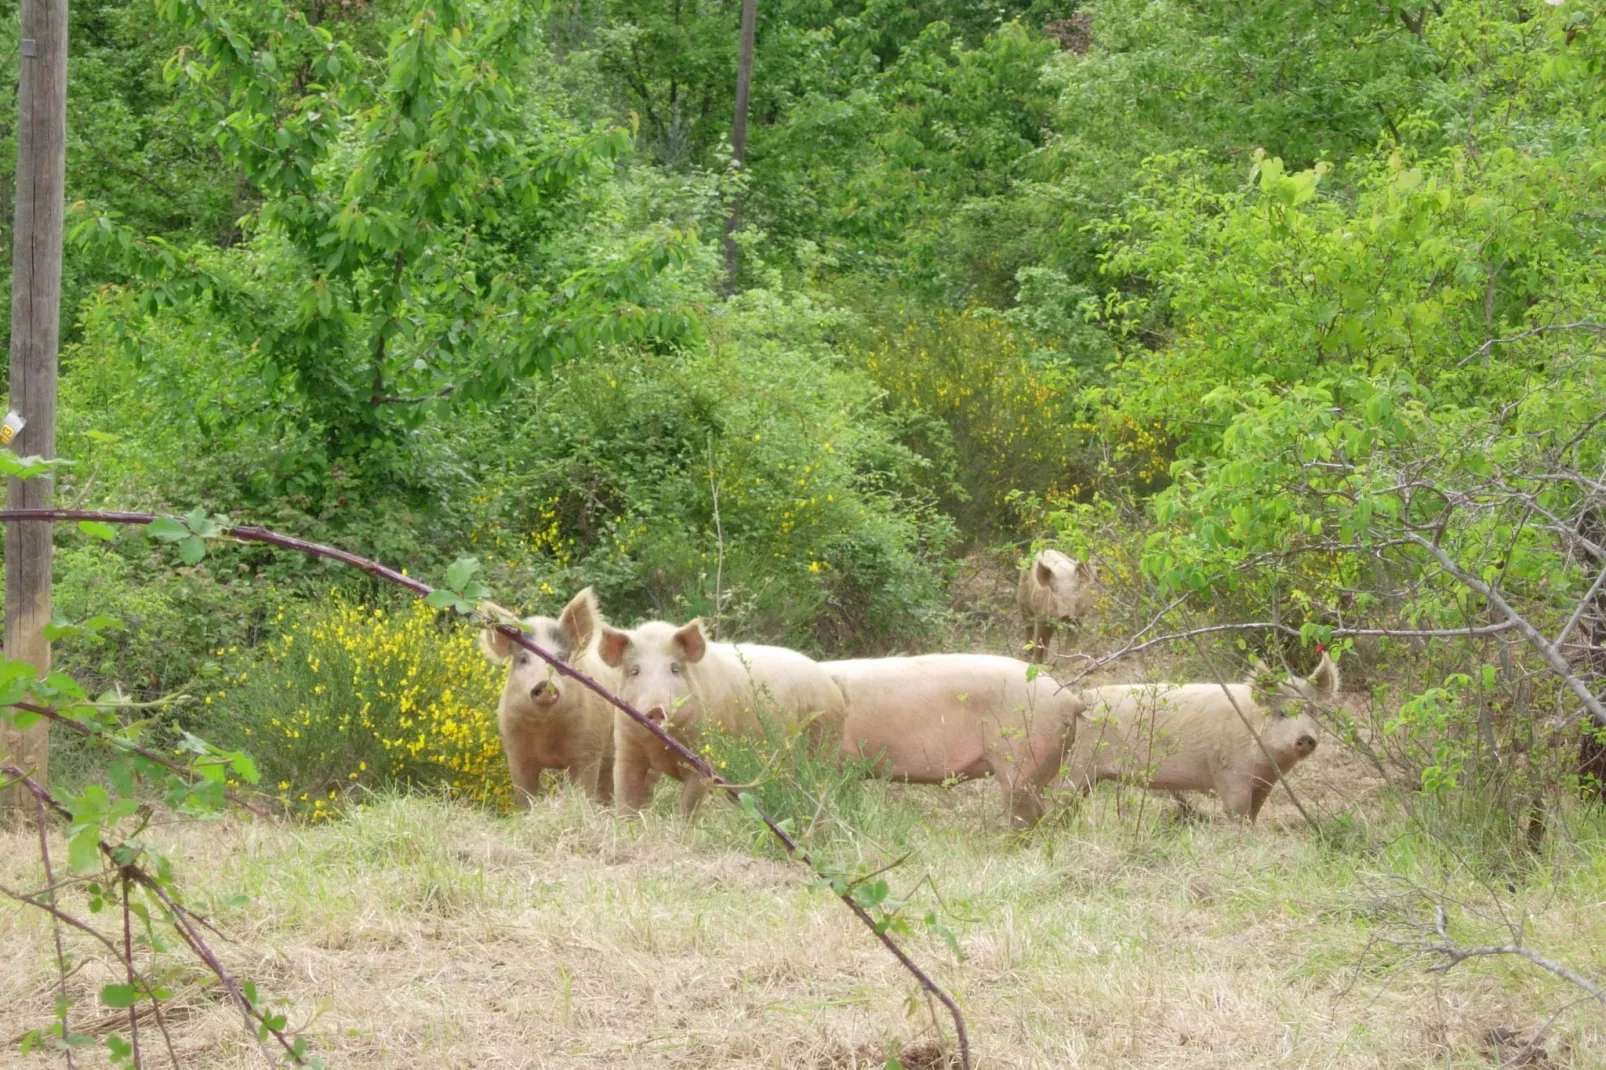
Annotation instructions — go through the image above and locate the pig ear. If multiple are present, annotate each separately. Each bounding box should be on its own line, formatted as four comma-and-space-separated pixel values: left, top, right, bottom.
597, 626, 631, 668
559, 587, 601, 651
673, 619, 708, 663
478, 625, 516, 664
1307, 652, 1340, 701
1075, 558, 1097, 584
1034, 559, 1055, 587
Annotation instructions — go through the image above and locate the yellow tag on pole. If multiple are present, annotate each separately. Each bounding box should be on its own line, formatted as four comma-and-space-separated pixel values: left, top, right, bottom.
0, 410, 24, 447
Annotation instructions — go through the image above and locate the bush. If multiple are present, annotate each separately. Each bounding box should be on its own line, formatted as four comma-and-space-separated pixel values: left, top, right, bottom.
462, 290, 957, 653
206, 598, 508, 816
50, 538, 279, 701
854, 310, 1089, 536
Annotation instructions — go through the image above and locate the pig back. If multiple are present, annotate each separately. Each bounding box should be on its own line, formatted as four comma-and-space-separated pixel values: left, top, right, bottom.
691, 642, 845, 736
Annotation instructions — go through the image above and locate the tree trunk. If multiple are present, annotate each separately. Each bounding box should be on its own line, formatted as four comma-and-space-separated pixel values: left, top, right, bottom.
3, 0, 67, 807
720, 0, 757, 295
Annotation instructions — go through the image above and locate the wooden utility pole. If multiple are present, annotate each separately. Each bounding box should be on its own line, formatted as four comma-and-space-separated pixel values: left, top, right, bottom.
721, 0, 757, 295
3, 0, 68, 806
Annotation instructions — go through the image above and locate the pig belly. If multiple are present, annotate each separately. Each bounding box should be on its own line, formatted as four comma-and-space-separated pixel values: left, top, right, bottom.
842, 711, 990, 783
1141, 752, 1213, 793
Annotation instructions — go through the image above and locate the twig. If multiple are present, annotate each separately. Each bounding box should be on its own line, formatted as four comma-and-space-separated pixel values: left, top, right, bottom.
10, 701, 274, 819
1553, 558, 1606, 654
707, 432, 727, 639
1421, 902, 1605, 1001
1055, 616, 1517, 685
0, 880, 124, 960
0, 507, 974, 1070
0, 775, 244, 1067
843, 852, 913, 893
1456, 320, 1606, 367
32, 790, 75, 1069
127, 866, 292, 1067
123, 872, 143, 1067
1401, 532, 1606, 729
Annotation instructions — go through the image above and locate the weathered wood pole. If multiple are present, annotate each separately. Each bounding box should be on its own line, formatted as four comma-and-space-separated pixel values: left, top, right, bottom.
3, 0, 68, 806
720, 0, 757, 295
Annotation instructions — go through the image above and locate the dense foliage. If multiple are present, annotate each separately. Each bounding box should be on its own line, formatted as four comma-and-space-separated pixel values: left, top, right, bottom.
3, 0, 1603, 828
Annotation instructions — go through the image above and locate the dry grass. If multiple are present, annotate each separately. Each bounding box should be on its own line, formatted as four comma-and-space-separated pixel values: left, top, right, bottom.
4, 754, 1604, 1069
5, 562, 1603, 1067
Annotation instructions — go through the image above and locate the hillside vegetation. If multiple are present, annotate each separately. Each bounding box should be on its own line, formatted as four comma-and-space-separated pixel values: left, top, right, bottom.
2, 0, 1605, 1066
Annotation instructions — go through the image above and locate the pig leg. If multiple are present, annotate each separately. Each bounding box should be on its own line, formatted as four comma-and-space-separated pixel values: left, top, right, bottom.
1247, 778, 1275, 823
1212, 768, 1256, 821
502, 732, 548, 808
679, 774, 711, 817
613, 740, 656, 813
573, 746, 609, 805
997, 715, 1073, 829
1027, 620, 1054, 664
593, 742, 616, 807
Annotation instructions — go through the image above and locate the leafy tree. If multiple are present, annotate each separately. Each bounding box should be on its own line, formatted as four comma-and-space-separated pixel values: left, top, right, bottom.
73, 0, 699, 458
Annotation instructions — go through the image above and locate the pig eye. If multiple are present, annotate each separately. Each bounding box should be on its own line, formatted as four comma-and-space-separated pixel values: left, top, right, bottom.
670, 663, 682, 675
629, 666, 641, 677
515, 654, 529, 667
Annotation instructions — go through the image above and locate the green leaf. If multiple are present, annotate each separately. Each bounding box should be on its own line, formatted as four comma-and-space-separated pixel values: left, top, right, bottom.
228, 751, 260, 784
178, 536, 207, 565
78, 521, 117, 542
445, 557, 479, 591
99, 984, 140, 1009
68, 828, 102, 873
423, 589, 457, 610
147, 518, 188, 542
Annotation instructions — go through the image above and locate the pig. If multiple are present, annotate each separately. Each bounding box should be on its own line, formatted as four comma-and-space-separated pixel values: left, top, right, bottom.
1063, 653, 1338, 822
597, 619, 847, 816
823, 655, 1088, 829
1018, 549, 1098, 663
479, 588, 616, 807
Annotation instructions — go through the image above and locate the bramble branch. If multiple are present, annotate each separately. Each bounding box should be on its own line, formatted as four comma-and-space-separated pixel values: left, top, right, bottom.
0, 764, 310, 1068
12, 701, 273, 819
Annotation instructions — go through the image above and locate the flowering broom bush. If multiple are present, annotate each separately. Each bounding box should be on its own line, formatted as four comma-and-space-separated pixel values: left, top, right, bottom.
209, 598, 509, 815
855, 310, 1090, 532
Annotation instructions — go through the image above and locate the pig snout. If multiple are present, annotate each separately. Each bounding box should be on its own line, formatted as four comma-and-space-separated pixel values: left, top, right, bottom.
644, 706, 667, 725
530, 680, 559, 705
1295, 732, 1317, 754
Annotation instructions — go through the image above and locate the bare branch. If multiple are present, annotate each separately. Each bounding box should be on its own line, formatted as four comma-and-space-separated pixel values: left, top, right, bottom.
1056, 617, 1518, 684
1457, 320, 1606, 367
31, 790, 75, 1069
1426, 941, 1606, 1001
1401, 532, 1606, 729
1555, 558, 1606, 653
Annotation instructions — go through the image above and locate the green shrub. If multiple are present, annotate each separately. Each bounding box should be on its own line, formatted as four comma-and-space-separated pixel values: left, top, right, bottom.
48, 537, 277, 700
204, 597, 508, 816
854, 310, 1091, 537
463, 290, 957, 652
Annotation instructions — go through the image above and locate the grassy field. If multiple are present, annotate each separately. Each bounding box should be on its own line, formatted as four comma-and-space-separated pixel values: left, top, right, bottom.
5, 733, 1605, 1068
